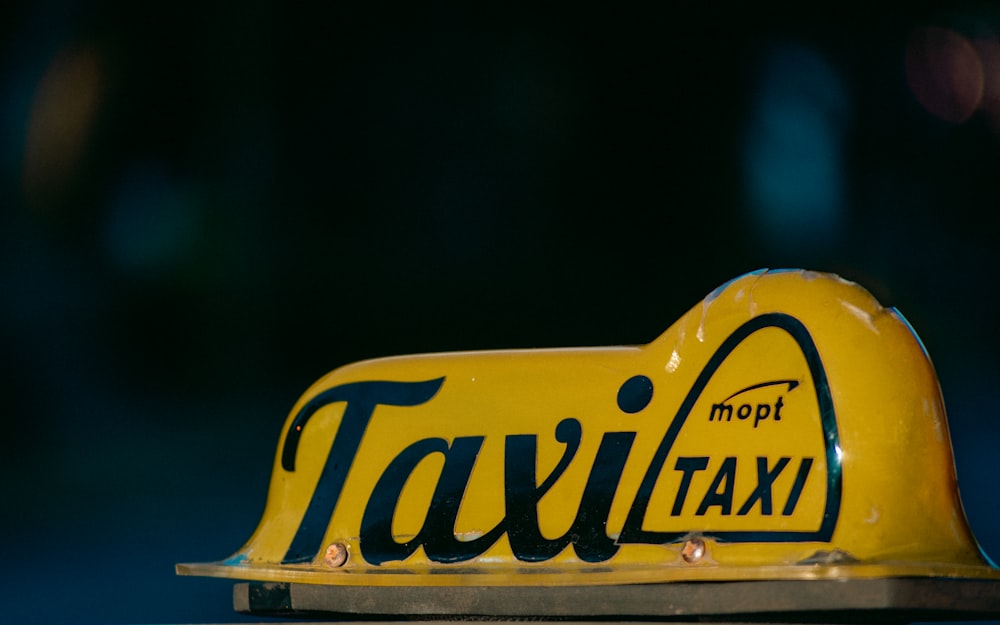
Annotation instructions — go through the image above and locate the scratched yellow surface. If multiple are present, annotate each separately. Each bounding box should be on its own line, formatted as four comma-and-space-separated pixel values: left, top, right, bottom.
177, 269, 1000, 585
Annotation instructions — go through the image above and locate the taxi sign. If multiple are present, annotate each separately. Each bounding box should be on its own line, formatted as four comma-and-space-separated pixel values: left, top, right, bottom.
178, 269, 1000, 613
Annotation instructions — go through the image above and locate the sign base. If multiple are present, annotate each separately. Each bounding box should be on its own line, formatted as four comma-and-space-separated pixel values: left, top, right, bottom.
235, 578, 1000, 623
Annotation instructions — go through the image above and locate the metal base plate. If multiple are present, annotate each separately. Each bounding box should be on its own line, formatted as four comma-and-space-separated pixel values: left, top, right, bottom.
235, 578, 1000, 623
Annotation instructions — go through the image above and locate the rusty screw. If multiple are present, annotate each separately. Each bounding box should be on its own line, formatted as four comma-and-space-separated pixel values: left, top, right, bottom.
324, 542, 348, 567
681, 537, 705, 563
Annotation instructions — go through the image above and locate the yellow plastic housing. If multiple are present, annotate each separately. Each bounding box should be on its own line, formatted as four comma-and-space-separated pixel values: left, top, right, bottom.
177, 269, 998, 586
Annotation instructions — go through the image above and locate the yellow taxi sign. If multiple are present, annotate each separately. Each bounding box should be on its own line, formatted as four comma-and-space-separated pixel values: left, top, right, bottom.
177, 269, 998, 586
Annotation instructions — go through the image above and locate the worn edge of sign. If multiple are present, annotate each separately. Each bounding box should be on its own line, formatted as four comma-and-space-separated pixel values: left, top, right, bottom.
178, 559, 1000, 587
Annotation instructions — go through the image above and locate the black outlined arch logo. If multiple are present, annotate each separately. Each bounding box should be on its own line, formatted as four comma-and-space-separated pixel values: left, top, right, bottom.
619, 312, 842, 544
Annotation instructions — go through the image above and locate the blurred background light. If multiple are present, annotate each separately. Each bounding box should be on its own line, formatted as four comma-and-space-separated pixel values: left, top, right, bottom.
742, 43, 849, 257
22, 43, 104, 208
973, 30, 1000, 132
906, 26, 984, 124
103, 163, 201, 278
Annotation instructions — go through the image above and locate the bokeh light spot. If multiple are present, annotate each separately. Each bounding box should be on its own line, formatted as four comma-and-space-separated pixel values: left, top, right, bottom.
103, 164, 201, 278
22, 44, 104, 207
973, 33, 1000, 132
906, 27, 984, 124
742, 43, 849, 256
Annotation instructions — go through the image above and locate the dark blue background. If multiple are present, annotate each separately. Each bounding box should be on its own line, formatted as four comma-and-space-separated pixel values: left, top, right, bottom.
2, 4, 999, 623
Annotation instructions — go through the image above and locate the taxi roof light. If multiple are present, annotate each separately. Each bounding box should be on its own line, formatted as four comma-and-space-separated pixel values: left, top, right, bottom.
176, 269, 1000, 619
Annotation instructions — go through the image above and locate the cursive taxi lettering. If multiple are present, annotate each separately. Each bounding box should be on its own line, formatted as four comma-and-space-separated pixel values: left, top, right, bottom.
278, 313, 841, 566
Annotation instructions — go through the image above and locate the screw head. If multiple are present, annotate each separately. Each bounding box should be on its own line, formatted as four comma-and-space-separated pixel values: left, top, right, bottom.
324, 542, 348, 567
681, 537, 705, 563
